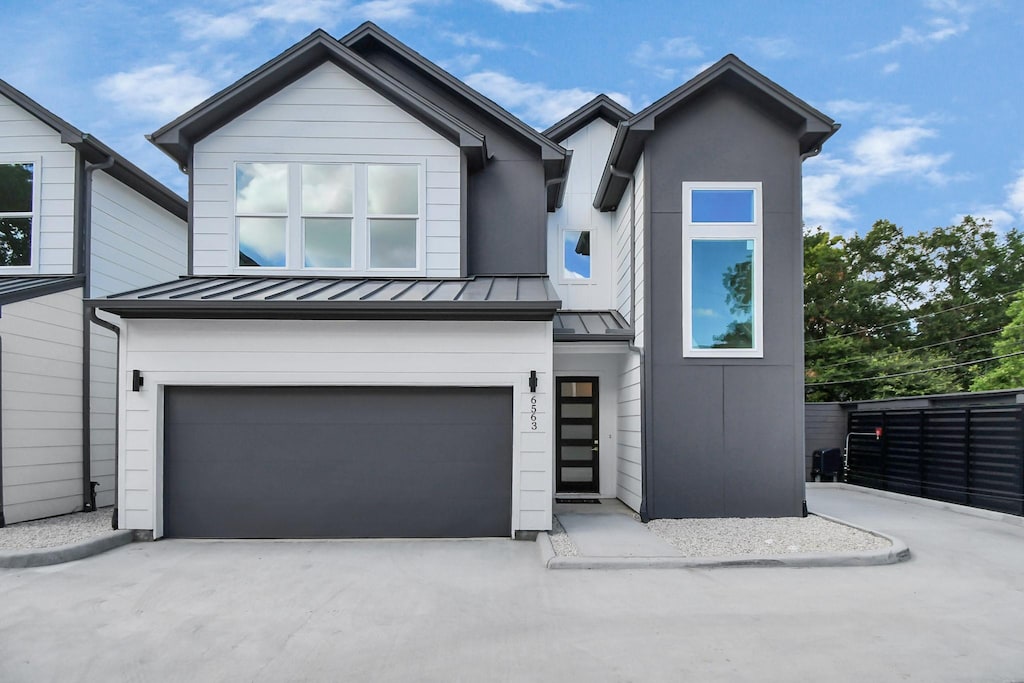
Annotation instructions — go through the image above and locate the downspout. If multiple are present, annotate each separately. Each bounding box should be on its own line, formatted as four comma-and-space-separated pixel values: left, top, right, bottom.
89, 308, 120, 530
0, 333, 5, 527
609, 164, 651, 522
80, 154, 115, 516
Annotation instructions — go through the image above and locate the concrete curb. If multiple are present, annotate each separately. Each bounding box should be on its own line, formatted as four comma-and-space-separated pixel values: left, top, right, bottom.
538, 514, 910, 570
0, 531, 134, 569
809, 482, 1024, 528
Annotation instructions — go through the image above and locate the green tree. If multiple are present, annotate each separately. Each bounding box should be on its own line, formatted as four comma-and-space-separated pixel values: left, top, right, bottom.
970, 292, 1024, 391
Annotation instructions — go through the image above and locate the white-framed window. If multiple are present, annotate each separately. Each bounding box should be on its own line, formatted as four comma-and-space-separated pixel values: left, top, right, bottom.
234, 161, 423, 274
0, 157, 40, 271
682, 181, 763, 358
560, 228, 591, 281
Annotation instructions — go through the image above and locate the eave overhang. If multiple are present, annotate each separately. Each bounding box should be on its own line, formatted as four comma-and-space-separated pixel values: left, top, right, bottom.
148, 30, 489, 172
594, 54, 838, 211
543, 94, 633, 143
0, 275, 83, 312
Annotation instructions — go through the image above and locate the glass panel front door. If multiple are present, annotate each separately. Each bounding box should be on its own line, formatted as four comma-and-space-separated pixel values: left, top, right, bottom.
556, 377, 599, 493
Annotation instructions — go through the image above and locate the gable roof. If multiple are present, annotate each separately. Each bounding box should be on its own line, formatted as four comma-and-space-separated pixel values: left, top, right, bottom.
0, 79, 186, 220
594, 54, 840, 211
149, 30, 488, 171
0, 275, 82, 311
543, 95, 633, 143
340, 22, 571, 211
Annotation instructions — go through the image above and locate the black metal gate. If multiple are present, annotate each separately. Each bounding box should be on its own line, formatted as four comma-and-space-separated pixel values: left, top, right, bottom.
847, 406, 1024, 515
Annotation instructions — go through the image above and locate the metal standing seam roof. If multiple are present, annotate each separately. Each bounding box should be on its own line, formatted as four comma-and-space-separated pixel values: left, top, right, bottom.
0, 275, 83, 309
91, 275, 563, 320
553, 310, 634, 342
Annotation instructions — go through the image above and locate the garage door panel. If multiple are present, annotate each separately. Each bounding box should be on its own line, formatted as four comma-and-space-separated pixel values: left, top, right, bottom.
163, 386, 513, 538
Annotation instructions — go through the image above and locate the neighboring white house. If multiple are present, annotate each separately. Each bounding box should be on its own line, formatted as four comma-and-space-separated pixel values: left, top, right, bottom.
0, 79, 187, 526
95, 23, 838, 539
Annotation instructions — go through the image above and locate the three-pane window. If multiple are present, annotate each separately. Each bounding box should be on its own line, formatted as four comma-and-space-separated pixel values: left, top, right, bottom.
235, 162, 420, 272
0, 162, 36, 268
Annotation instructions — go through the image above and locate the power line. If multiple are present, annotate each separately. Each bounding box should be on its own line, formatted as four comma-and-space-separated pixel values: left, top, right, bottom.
805, 286, 1024, 345
811, 327, 1005, 370
805, 349, 1024, 388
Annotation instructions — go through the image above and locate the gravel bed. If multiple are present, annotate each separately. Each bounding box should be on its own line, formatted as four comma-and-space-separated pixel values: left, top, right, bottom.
548, 516, 579, 557
644, 514, 890, 558
0, 509, 118, 550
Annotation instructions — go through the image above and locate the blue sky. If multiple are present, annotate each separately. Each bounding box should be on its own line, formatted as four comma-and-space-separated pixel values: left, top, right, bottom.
3, 0, 1022, 237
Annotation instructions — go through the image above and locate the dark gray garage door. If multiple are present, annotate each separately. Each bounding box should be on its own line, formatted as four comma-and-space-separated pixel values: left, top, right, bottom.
163, 386, 513, 538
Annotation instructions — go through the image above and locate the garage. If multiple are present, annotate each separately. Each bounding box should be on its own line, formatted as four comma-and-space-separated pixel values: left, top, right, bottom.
163, 386, 513, 538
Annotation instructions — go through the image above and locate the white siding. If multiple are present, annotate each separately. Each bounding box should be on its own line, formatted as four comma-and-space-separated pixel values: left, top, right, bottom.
612, 154, 645, 511
0, 93, 77, 274
1, 289, 84, 523
191, 62, 462, 277
118, 319, 553, 536
546, 119, 616, 309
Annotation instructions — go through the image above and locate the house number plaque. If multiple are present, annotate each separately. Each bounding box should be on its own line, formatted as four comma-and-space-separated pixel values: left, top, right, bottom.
530, 395, 538, 430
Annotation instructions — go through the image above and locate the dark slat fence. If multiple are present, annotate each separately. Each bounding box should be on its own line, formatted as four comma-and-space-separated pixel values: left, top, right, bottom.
847, 406, 1024, 515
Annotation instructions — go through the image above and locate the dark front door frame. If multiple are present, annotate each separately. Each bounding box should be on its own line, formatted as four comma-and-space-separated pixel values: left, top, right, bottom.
555, 376, 600, 494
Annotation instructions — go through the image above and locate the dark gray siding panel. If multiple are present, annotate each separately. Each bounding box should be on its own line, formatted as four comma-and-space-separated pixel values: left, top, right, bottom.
805, 403, 847, 479
357, 47, 547, 275
164, 386, 513, 538
645, 85, 806, 518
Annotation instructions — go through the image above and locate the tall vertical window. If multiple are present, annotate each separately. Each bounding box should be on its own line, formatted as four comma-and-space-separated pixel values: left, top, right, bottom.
0, 162, 36, 268
302, 164, 353, 268
236, 162, 288, 267
682, 182, 763, 358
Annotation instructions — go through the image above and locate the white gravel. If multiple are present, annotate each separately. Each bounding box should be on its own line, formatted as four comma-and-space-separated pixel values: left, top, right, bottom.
644, 514, 890, 558
548, 516, 579, 557
0, 509, 118, 550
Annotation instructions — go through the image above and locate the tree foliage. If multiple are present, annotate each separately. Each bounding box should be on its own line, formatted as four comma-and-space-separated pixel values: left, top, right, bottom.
805, 217, 1024, 401
970, 292, 1024, 391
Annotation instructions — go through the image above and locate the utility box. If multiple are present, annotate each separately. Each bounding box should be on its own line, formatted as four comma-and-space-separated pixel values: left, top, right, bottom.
810, 448, 843, 482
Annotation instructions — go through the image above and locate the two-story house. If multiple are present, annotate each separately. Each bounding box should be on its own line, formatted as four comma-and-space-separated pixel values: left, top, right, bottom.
0, 79, 187, 526
94, 23, 837, 539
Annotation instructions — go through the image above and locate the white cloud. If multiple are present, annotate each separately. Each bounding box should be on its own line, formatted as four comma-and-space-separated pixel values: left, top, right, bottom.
1006, 168, 1024, 217
440, 53, 483, 73
742, 36, 797, 60
463, 71, 632, 127
631, 37, 704, 80
440, 30, 505, 50
97, 64, 214, 119
959, 168, 1024, 231
175, 11, 255, 41
856, 16, 968, 57
803, 173, 854, 229
350, 0, 431, 21
486, 0, 574, 11
881, 62, 900, 75
694, 308, 720, 318
251, 0, 343, 23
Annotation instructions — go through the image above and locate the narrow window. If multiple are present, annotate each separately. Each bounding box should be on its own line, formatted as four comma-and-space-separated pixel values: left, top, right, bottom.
682, 183, 763, 358
236, 163, 288, 267
367, 165, 418, 269
0, 162, 35, 267
563, 230, 591, 280
302, 164, 353, 268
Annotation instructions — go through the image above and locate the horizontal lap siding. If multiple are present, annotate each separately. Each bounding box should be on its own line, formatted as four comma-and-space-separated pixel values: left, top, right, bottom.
191, 62, 461, 277
119, 319, 553, 535
0, 94, 77, 274
2, 289, 84, 523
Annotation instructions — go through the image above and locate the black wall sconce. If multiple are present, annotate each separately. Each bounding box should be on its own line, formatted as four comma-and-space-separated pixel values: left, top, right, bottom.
529, 370, 538, 393
132, 369, 144, 392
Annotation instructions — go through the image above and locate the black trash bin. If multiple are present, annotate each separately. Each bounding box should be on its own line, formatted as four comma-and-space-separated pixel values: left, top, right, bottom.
810, 448, 843, 482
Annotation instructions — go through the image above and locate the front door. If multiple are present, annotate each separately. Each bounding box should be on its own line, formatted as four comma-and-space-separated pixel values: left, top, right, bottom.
556, 377, 599, 493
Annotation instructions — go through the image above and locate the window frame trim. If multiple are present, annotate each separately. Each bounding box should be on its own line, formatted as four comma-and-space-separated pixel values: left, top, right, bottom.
0, 155, 42, 273
232, 158, 426, 276
681, 181, 764, 359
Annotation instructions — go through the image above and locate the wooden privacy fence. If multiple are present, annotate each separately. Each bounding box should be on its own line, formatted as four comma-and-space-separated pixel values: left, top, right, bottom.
847, 406, 1024, 516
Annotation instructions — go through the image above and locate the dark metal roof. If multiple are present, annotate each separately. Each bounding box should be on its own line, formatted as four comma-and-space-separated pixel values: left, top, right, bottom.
92, 275, 562, 321
594, 54, 839, 211
553, 310, 633, 342
0, 78, 186, 220
543, 95, 633, 143
148, 30, 487, 172
0, 276, 83, 309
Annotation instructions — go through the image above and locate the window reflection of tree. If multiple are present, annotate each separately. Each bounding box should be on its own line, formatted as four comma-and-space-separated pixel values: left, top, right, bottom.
0, 164, 32, 266
713, 258, 752, 348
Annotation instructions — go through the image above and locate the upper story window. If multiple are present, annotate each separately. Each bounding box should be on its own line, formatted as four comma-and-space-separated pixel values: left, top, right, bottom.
562, 229, 591, 280
682, 182, 763, 358
235, 161, 422, 273
0, 161, 37, 269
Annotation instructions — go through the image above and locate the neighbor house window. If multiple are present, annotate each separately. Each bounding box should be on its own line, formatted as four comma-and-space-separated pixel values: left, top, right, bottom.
682, 182, 763, 358
562, 229, 591, 280
235, 161, 422, 272
0, 161, 37, 269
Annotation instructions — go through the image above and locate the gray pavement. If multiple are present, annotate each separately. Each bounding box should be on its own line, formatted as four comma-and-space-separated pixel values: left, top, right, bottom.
0, 487, 1023, 682
557, 511, 682, 557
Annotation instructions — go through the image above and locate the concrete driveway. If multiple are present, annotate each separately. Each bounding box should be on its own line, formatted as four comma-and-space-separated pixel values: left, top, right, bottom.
1, 487, 1023, 682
